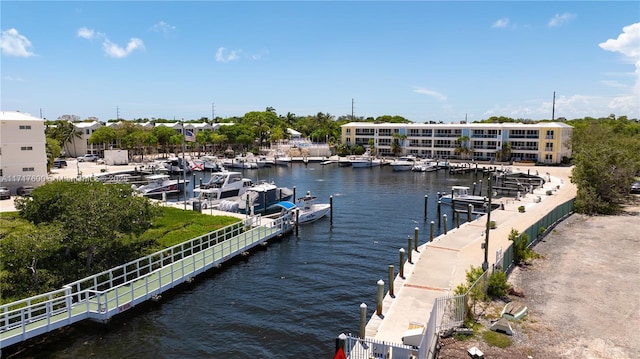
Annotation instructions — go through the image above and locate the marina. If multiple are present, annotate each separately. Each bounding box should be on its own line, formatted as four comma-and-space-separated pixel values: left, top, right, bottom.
0, 160, 575, 358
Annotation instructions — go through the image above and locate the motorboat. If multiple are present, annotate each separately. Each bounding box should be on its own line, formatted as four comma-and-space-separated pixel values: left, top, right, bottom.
132, 174, 189, 196
439, 186, 487, 206
350, 150, 381, 168
274, 191, 330, 225
255, 156, 275, 168
390, 155, 417, 172
294, 191, 331, 224
233, 181, 294, 214
274, 154, 291, 166
222, 156, 259, 169
198, 171, 255, 200
200, 155, 225, 172
411, 159, 438, 172
163, 157, 192, 174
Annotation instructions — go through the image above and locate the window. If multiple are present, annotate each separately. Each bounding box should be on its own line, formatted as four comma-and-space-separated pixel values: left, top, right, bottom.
22, 167, 35, 172
21, 146, 33, 151
19, 125, 32, 130
545, 142, 554, 151
546, 130, 554, 139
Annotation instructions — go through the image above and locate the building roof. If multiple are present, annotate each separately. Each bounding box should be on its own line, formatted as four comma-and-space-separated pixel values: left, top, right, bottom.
0, 111, 42, 121
74, 121, 103, 129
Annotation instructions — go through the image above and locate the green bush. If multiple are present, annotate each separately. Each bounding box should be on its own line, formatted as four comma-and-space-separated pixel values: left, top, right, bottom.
488, 270, 510, 298
518, 205, 525, 213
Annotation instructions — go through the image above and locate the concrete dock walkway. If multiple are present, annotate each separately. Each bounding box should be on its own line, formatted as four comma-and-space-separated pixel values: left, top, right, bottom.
365, 166, 577, 344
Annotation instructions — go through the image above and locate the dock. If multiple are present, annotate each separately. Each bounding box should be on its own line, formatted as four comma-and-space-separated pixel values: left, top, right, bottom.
340, 166, 576, 359
0, 214, 293, 350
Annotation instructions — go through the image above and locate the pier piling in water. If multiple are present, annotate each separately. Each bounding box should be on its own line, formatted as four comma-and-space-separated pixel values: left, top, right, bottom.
430, 221, 435, 242
388, 265, 395, 297
359, 305, 367, 339
414, 227, 419, 252
399, 248, 405, 278
423, 195, 428, 220
407, 236, 413, 264
443, 214, 448, 235
376, 279, 384, 316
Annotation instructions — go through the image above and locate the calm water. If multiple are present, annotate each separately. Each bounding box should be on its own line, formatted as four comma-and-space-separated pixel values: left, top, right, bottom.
11, 164, 483, 359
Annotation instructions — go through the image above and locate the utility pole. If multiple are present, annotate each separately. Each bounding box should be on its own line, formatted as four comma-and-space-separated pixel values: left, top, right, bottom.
351, 98, 355, 121
211, 102, 215, 123
552, 91, 556, 121
116, 106, 120, 120
483, 171, 493, 271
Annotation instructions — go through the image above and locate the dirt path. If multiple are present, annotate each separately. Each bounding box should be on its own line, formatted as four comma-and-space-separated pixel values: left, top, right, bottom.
438, 202, 640, 359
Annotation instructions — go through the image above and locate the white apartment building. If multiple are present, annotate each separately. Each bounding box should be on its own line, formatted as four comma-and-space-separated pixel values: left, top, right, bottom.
0, 111, 48, 192
340, 121, 573, 164
67, 121, 105, 158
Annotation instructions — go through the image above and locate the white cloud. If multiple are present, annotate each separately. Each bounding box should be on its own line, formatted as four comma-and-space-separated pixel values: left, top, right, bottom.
78, 27, 144, 58
492, 18, 510, 29
216, 47, 240, 63
150, 21, 176, 34
77, 27, 96, 40
412, 87, 447, 102
547, 13, 576, 27
599, 23, 640, 118
102, 38, 145, 58
0, 28, 35, 57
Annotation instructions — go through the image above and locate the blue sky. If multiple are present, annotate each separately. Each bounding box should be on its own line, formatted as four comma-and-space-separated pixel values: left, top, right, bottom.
2, 1, 639, 123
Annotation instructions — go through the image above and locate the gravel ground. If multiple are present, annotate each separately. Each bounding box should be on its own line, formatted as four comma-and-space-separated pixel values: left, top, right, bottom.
437, 201, 640, 359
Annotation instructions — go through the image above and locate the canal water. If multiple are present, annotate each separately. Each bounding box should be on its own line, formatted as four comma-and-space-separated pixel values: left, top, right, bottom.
13, 164, 484, 359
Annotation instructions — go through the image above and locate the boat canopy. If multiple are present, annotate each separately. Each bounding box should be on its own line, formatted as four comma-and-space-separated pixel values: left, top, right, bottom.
273, 201, 296, 210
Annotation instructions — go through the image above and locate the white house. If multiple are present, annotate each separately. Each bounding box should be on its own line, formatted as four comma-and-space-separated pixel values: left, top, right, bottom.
0, 111, 48, 192
69, 121, 104, 158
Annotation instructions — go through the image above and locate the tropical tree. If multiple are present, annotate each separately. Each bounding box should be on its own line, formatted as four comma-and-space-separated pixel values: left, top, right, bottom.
391, 133, 407, 157
454, 135, 473, 160
45, 137, 62, 171
497, 142, 512, 162
152, 126, 177, 155
89, 126, 117, 152
14, 181, 160, 275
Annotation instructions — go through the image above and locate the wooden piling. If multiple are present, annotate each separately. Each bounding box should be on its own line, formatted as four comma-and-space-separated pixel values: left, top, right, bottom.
423, 195, 428, 220
407, 236, 413, 263
443, 214, 448, 235
388, 265, 395, 297
414, 227, 419, 252
430, 221, 435, 242
376, 279, 384, 316
399, 248, 405, 278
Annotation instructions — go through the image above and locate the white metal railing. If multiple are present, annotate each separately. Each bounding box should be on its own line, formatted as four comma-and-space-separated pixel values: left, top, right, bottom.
1, 214, 291, 349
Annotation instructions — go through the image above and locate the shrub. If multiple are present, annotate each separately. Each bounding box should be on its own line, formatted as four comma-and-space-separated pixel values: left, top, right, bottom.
546, 190, 553, 195
518, 205, 525, 212
488, 270, 510, 298
489, 220, 496, 229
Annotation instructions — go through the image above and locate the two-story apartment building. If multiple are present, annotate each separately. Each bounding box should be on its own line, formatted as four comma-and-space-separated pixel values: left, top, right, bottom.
0, 111, 48, 192
340, 121, 572, 164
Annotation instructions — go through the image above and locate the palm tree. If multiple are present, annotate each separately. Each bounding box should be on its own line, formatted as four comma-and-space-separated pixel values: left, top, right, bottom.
455, 135, 473, 160
391, 133, 407, 157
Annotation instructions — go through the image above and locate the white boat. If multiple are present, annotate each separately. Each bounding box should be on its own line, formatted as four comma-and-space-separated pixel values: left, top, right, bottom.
439, 186, 486, 205
233, 181, 294, 214
294, 191, 331, 224
198, 171, 255, 200
350, 150, 381, 168
390, 155, 417, 171
223, 156, 259, 169
200, 155, 225, 172
274, 155, 291, 166
163, 157, 192, 174
255, 156, 275, 168
411, 159, 438, 172
274, 191, 330, 225
133, 174, 189, 196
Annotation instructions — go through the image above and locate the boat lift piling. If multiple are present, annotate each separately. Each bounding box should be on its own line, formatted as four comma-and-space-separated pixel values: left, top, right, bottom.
423, 194, 428, 220
329, 195, 333, 226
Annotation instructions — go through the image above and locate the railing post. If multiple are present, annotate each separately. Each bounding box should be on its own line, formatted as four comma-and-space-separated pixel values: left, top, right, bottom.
376, 279, 384, 316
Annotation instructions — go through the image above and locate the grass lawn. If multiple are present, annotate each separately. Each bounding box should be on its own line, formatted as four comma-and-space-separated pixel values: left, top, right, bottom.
139, 206, 241, 248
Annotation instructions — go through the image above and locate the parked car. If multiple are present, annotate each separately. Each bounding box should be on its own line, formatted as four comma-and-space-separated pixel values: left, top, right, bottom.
0, 186, 10, 200
631, 181, 640, 194
17, 185, 34, 196
77, 154, 99, 162
53, 159, 68, 168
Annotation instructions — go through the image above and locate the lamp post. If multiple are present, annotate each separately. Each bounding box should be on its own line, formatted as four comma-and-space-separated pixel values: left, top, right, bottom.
483, 171, 493, 271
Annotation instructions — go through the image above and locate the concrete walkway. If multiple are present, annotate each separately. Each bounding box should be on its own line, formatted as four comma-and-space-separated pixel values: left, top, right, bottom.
366, 166, 577, 344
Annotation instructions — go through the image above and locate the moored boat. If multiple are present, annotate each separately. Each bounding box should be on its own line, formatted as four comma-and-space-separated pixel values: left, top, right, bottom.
391, 155, 417, 171
133, 174, 190, 196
